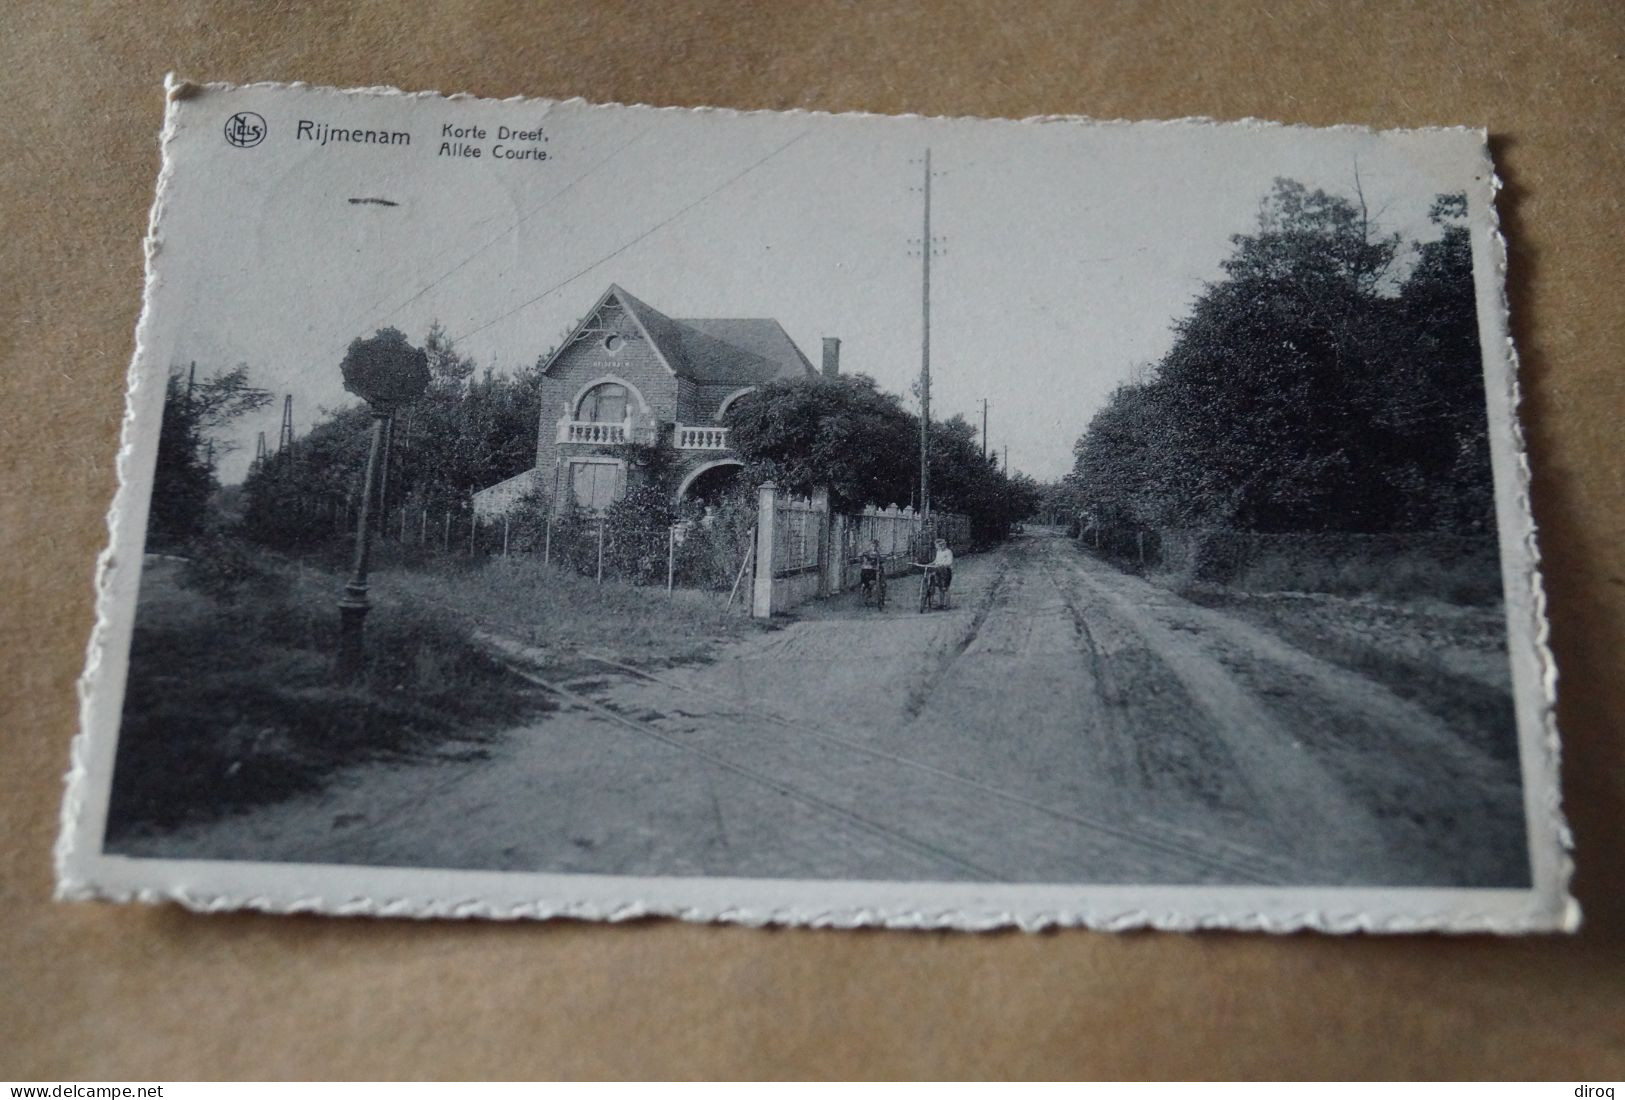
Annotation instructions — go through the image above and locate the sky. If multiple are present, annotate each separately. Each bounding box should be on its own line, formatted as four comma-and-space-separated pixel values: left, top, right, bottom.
147, 86, 1491, 485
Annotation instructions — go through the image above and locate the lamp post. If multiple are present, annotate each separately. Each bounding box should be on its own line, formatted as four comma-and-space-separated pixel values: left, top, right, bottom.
335, 328, 430, 683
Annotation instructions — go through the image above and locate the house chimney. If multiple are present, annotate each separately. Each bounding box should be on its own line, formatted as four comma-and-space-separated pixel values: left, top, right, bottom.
822, 337, 841, 379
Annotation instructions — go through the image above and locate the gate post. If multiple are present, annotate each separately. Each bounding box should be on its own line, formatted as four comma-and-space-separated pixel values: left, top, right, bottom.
828, 512, 847, 594
752, 480, 778, 619
811, 487, 831, 598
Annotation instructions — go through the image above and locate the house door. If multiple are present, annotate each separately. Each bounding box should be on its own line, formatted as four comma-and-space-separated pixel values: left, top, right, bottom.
571, 460, 621, 512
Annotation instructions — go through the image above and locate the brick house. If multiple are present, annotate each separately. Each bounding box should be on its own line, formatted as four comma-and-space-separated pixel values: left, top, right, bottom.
473, 283, 838, 516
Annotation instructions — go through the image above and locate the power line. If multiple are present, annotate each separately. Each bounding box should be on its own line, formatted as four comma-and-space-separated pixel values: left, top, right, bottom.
451, 129, 811, 345
353, 125, 654, 336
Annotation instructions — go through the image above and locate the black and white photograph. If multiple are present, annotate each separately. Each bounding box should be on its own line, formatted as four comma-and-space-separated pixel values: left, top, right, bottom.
57, 79, 1571, 931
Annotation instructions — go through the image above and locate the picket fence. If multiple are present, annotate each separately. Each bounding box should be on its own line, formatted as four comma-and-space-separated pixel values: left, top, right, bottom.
750, 483, 970, 618
452, 475, 974, 618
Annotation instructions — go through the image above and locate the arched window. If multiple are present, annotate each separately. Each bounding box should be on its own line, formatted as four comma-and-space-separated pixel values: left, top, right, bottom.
577, 382, 628, 423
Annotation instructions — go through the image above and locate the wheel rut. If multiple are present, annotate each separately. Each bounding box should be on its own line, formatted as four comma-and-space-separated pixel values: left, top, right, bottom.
898, 548, 1014, 721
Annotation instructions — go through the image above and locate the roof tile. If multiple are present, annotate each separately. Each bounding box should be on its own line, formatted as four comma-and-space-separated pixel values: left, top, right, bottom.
611, 285, 816, 385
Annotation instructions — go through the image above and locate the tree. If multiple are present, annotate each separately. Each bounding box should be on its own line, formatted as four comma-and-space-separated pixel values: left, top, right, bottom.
395, 324, 545, 512
242, 324, 548, 549
241, 403, 373, 549
724, 374, 917, 512
1066, 179, 1491, 536
1386, 194, 1495, 532
147, 363, 270, 549
1070, 378, 1192, 528
927, 416, 1038, 542
726, 376, 1037, 543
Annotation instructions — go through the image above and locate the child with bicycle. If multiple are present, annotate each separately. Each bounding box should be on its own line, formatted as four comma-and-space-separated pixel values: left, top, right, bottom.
914, 537, 954, 609
858, 538, 887, 607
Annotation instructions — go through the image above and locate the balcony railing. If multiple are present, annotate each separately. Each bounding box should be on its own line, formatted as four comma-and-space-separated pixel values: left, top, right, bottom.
559, 420, 628, 445
675, 425, 731, 450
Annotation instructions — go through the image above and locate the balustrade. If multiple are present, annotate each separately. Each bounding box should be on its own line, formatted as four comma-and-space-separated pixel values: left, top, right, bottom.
558, 421, 628, 444
675, 425, 731, 450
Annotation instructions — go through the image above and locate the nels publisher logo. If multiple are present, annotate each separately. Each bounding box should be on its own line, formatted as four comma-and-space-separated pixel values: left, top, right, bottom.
224, 111, 267, 148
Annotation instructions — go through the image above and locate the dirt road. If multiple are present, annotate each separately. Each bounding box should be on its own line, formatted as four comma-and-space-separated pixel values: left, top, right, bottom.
124, 532, 1529, 887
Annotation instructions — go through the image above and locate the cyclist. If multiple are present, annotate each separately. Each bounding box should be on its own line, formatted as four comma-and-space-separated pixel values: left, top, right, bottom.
857, 538, 886, 608
914, 537, 954, 610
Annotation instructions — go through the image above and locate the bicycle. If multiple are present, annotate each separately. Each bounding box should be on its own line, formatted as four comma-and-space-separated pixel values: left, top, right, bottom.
917, 564, 946, 613
859, 559, 888, 610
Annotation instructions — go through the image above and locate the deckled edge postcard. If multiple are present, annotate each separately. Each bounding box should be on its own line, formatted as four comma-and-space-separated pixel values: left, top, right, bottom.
56, 76, 1576, 932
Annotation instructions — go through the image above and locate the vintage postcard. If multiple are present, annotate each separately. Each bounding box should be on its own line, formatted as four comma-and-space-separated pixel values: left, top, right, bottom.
56, 76, 1575, 932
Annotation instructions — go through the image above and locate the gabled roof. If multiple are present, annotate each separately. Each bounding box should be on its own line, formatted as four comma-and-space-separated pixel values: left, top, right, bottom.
675, 318, 818, 384
542, 284, 817, 386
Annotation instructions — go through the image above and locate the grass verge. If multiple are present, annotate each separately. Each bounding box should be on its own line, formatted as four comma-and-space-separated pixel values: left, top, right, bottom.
104, 545, 759, 843
386, 551, 757, 677
1181, 585, 1520, 767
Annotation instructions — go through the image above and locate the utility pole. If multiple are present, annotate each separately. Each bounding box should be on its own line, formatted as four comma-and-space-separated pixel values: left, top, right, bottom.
918, 147, 932, 519
1004, 444, 1009, 473
981, 398, 988, 461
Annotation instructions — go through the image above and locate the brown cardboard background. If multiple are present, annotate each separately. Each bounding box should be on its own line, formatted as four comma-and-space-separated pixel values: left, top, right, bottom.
2, 0, 1622, 1080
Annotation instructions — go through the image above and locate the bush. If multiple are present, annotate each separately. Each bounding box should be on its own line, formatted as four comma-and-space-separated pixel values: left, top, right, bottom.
602, 482, 679, 584
501, 480, 754, 591
672, 485, 757, 591
178, 531, 280, 603
1087, 526, 1504, 605
504, 489, 554, 555
240, 463, 342, 550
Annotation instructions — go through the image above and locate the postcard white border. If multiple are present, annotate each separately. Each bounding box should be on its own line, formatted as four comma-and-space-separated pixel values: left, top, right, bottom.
55, 76, 1578, 934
